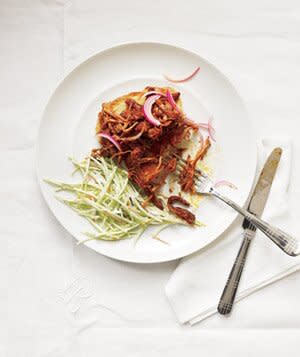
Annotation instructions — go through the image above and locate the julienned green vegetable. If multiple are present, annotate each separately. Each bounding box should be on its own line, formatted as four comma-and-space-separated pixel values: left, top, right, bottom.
45, 156, 195, 243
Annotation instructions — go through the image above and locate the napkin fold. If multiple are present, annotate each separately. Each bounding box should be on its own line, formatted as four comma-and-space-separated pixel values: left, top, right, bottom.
165, 138, 300, 325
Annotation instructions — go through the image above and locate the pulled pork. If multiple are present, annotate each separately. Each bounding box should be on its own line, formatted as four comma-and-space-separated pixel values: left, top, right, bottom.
92, 86, 211, 224
179, 137, 211, 193
167, 196, 195, 225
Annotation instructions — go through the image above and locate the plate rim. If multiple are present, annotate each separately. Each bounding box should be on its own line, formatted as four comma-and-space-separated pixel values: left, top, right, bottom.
36, 40, 257, 263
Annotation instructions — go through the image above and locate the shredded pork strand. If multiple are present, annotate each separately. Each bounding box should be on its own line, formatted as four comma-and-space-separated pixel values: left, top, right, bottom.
179, 137, 211, 193
167, 196, 195, 225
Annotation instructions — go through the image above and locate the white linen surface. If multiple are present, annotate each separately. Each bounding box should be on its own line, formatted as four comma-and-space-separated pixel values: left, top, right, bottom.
1, 0, 300, 356
166, 138, 300, 324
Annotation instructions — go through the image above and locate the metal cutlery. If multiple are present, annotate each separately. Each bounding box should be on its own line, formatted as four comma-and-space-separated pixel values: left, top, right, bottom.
217, 148, 282, 315
175, 152, 299, 257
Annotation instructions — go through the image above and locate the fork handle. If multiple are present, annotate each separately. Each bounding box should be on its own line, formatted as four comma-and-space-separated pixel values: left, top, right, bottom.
212, 189, 299, 256
218, 229, 253, 315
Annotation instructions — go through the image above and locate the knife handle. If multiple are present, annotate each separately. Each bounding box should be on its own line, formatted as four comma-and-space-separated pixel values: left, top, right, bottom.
212, 190, 299, 256
248, 216, 299, 256
218, 229, 253, 315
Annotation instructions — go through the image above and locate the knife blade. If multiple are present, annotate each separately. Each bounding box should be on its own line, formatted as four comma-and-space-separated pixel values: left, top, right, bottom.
218, 147, 282, 315
243, 147, 282, 229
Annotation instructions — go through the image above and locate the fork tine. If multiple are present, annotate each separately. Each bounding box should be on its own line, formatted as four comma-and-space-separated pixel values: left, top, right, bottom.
173, 153, 208, 180
162, 153, 212, 193
164, 152, 209, 183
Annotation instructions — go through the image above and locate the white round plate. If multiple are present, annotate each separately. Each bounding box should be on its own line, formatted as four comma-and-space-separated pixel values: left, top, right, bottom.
37, 42, 256, 263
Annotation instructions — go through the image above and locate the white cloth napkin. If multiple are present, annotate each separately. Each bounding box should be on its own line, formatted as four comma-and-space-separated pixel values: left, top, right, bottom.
166, 138, 300, 325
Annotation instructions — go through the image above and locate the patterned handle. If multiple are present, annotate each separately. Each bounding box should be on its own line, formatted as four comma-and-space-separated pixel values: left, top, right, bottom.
218, 229, 253, 315
249, 216, 299, 256
213, 190, 300, 257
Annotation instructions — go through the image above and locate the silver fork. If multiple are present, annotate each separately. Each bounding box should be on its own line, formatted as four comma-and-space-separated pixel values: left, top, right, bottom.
175, 156, 299, 256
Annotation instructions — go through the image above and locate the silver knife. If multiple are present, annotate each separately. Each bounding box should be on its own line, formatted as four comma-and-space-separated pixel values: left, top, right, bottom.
217, 147, 282, 315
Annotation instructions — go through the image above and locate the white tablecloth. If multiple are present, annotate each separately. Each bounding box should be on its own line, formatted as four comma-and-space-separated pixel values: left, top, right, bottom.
1, 0, 300, 355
